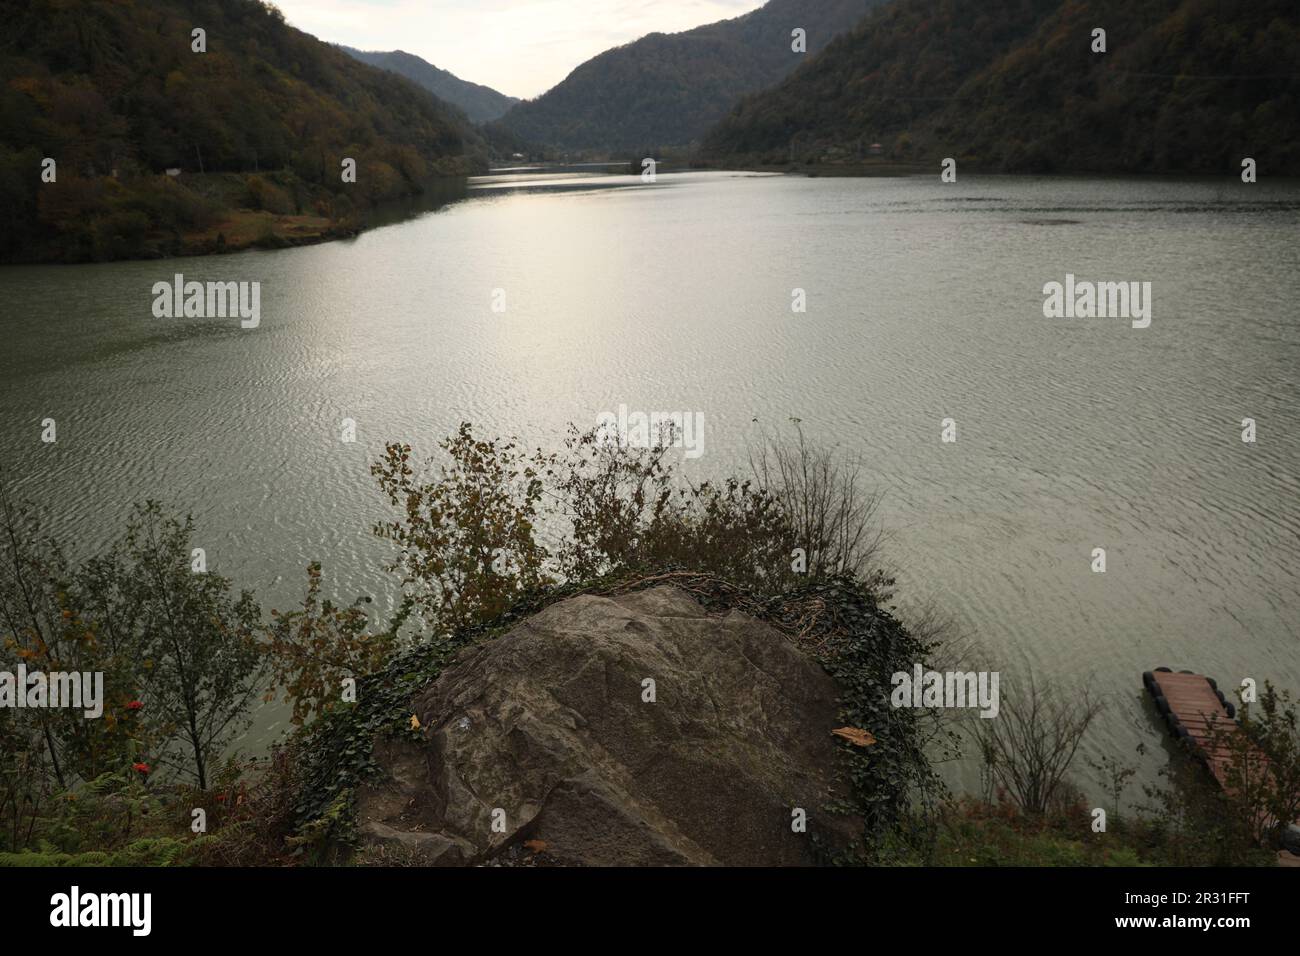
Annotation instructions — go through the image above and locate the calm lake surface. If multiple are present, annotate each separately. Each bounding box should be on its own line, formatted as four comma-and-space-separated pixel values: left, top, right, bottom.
3, 170, 1298, 795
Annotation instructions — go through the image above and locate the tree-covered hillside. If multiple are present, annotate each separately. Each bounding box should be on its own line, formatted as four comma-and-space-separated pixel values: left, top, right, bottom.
491, 0, 887, 153
0, 0, 488, 262
338, 47, 518, 124
701, 0, 1300, 174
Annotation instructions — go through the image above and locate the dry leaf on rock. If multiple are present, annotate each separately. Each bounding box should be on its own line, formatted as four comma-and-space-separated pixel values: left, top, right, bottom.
831, 726, 876, 747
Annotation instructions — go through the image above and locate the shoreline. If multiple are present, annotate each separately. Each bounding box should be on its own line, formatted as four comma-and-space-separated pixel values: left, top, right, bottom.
1, 172, 475, 268
10, 163, 1295, 268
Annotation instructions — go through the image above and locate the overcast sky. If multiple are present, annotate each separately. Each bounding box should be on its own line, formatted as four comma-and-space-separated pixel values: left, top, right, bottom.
272, 0, 766, 100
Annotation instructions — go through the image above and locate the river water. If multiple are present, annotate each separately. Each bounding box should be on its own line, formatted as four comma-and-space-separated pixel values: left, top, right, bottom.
2, 169, 1297, 798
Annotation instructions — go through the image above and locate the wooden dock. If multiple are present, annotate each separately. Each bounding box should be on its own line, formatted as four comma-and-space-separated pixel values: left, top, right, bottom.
1144, 669, 1236, 779
1143, 667, 1299, 866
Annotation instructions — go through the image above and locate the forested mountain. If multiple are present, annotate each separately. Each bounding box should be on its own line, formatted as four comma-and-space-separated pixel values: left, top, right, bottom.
491, 0, 887, 153
700, 0, 1300, 173
338, 46, 518, 123
0, 0, 487, 262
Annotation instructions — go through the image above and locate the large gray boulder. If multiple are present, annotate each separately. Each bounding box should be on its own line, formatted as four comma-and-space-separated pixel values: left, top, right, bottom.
357, 585, 855, 865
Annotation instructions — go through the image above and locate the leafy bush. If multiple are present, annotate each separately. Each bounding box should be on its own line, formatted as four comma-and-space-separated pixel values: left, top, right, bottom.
371, 420, 890, 637
1135, 757, 1271, 866
1203, 681, 1300, 848
264, 562, 394, 726
372, 425, 554, 634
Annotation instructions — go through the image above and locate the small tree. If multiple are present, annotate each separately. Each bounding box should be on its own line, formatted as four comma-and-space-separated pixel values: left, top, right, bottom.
0, 486, 75, 790
116, 502, 263, 790
0, 486, 143, 788
974, 676, 1103, 816
1087, 750, 1139, 822
748, 420, 888, 590
0, 491, 261, 795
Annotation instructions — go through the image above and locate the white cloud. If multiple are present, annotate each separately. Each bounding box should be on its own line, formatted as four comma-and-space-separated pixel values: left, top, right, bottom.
272, 0, 764, 99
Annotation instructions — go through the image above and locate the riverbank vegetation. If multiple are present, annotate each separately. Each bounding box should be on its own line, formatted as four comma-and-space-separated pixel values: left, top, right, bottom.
1, 424, 1296, 866
0, 0, 488, 263
700, 0, 1300, 174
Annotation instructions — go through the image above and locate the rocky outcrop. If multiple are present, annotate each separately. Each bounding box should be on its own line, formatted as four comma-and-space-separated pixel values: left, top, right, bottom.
357, 585, 855, 865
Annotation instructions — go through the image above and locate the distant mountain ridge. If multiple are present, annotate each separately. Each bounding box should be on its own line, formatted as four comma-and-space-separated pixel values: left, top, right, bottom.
338, 46, 518, 123
492, 0, 887, 152
701, 0, 1300, 174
